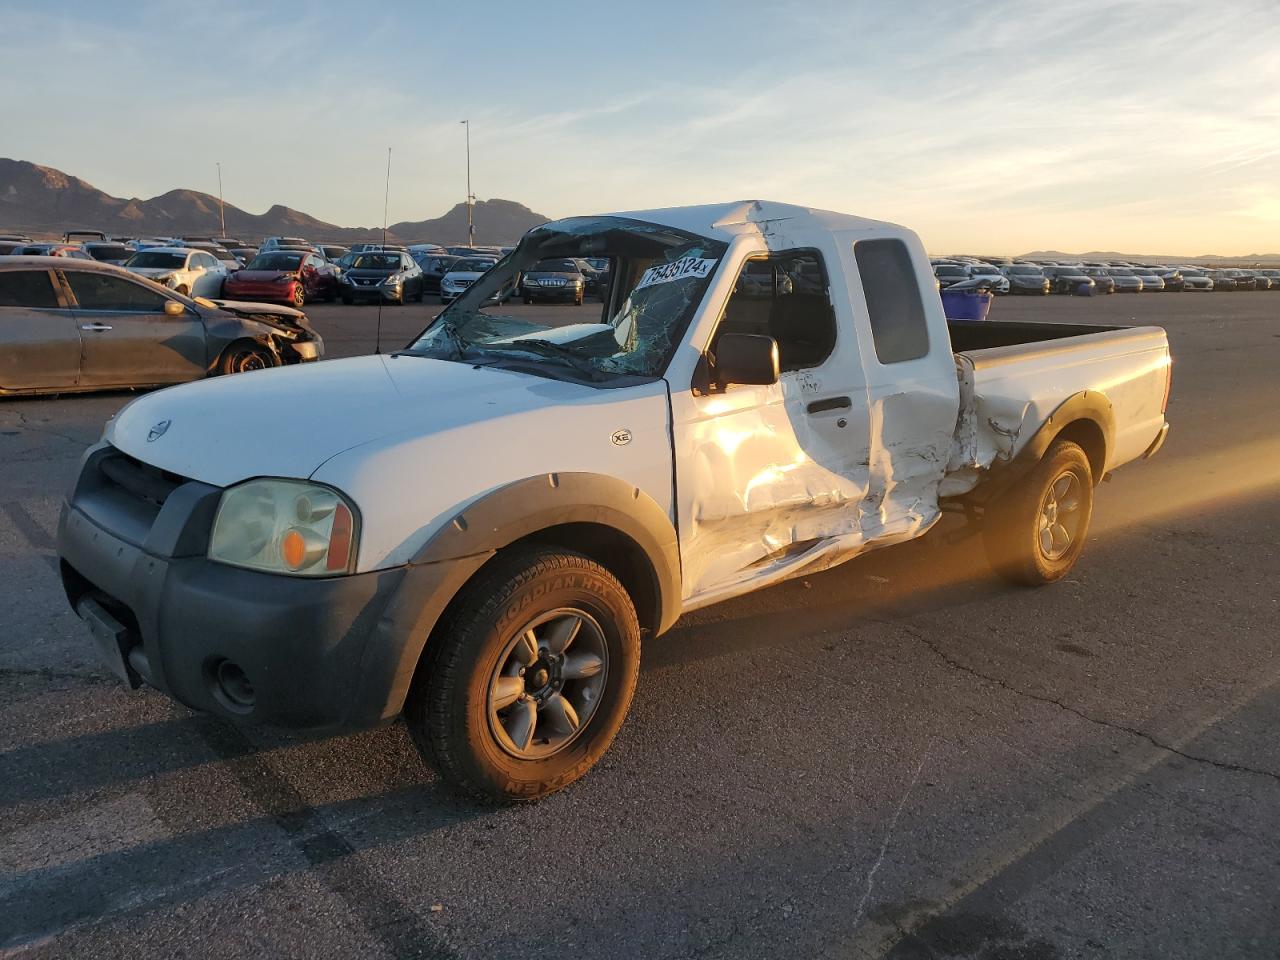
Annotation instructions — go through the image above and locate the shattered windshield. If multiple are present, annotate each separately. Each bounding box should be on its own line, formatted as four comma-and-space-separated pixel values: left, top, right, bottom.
403, 216, 727, 386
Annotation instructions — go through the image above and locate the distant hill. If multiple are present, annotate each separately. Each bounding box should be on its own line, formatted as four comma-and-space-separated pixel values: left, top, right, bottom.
389, 199, 549, 245
1018, 248, 1280, 265
0, 158, 548, 245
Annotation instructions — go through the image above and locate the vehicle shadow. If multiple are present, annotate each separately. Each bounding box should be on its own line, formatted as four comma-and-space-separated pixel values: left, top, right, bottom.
1, 774, 483, 952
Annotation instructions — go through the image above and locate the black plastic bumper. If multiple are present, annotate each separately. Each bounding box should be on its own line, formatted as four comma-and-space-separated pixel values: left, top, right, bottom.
55, 444, 484, 731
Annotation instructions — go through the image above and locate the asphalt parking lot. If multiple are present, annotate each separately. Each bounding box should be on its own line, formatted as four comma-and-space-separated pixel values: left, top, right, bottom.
2, 292, 1278, 959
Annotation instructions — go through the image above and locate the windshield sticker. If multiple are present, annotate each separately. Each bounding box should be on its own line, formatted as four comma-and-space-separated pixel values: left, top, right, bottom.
635, 257, 718, 290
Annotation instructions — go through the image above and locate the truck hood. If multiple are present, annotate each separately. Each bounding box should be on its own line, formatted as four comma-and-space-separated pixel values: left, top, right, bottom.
106, 355, 598, 488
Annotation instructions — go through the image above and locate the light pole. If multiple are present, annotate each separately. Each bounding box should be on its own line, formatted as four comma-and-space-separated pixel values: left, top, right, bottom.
460, 119, 475, 245
216, 161, 226, 237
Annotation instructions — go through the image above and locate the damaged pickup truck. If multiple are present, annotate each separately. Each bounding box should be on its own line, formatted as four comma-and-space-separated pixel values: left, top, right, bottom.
57, 202, 1171, 801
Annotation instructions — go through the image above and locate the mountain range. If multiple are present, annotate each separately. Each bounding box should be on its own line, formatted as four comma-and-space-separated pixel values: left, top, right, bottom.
0, 158, 549, 245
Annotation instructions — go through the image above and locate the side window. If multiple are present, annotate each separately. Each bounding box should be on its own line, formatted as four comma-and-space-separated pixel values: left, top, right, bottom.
0, 270, 60, 308
714, 251, 836, 373
65, 272, 170, 312
200, 253, 219, 270
854, 238, 929, 364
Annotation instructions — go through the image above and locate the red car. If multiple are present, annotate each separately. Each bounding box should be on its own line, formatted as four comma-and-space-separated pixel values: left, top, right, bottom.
223, 251, 338, 307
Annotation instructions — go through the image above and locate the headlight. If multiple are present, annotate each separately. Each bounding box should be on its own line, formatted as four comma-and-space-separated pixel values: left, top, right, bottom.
208, 479, 359, 576
275, 274, 296, 283
441, 278, 459, 290
383, 274, 402, 285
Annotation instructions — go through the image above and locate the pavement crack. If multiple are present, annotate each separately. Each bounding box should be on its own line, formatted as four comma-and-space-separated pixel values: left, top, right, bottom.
7, 410, 88, 447
892, 622, 1280, 786
850, 741, 931, 932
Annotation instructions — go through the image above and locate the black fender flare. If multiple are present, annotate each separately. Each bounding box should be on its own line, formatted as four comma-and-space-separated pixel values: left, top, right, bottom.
354, 473, 681, 724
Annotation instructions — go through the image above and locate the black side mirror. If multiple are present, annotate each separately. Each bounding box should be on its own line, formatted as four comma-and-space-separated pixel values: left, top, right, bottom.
714, 333, 780, 386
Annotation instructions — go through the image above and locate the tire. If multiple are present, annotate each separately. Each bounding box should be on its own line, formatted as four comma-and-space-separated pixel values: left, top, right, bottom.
983, 439, 1094, 586
217, 341, 277, 376
341, 294, 353, 305
291, 285, 305, 309
414, 285, 425, 303
406, 547, 641, 803
523, 297, 532, 305
574, 295, 584, 306
175, 284, 190, 296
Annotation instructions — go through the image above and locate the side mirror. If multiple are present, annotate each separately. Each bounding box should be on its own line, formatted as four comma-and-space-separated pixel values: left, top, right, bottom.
163, 300, 186, 317
714, 333, 779, 386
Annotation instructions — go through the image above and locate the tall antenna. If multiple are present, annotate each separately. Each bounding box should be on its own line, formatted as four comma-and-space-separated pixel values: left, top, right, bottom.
376, 146, 391, 355
461, 120, 474, 245
216, 161, 225, 237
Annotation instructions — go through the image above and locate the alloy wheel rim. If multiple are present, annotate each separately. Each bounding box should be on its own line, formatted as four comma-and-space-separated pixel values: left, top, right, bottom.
487, 608, 609, 760
1038, 470, 1084, 561
236, 351, 265, 373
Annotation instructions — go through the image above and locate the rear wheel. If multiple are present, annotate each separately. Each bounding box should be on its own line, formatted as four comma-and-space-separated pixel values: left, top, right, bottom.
406, 548, 640, 803
983, 439, 1094, 586
217, 341, 277, 376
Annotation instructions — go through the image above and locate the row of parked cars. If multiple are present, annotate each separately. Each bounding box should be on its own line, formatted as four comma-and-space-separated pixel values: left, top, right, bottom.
0, 231, 618, 308
932, 256, 1280, 295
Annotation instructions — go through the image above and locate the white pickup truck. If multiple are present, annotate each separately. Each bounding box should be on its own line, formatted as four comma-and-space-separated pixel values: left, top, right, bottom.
57, 201, 1171, 801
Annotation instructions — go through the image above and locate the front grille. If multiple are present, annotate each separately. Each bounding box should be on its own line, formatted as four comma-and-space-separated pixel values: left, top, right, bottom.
454, 279, 473, 288
353, 277, 379, 286
98, 452, 185, 507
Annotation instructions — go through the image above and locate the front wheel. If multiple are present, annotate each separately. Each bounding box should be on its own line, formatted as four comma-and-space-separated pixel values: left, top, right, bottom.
217, 341, 277, 376
983, 439, 1094, 586
291, 285, 305, 309
406, 548, 640, 803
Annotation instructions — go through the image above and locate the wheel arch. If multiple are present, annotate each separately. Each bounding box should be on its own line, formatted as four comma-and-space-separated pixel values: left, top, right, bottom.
360, 473, 681, 724
965, 390, 1115, 505
414, 473, 681, 635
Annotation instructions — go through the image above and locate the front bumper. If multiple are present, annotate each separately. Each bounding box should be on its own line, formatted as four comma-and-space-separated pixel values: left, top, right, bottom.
56, 444, 480, 731
523, 285, 580, 301
343, 281, 401, 300
224, 281, 296, 303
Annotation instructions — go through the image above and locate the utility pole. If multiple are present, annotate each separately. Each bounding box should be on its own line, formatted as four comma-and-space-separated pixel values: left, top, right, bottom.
216, 162, 226, 237
382, 147, 391, 248
460, 119, 475, 245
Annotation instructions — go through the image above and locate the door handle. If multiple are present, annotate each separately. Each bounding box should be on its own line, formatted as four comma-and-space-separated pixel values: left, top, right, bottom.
806, 396, 851, 414
80, 323, 113, 332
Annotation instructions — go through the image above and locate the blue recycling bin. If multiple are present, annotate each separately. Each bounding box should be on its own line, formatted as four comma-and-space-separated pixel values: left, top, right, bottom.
940, 288, 993, 321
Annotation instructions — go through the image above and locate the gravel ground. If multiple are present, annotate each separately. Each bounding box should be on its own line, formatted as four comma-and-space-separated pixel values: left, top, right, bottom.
1, 291, 1278, 959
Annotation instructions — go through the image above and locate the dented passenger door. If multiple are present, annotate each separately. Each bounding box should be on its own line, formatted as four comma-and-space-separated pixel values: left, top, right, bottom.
670, 245, 875, 606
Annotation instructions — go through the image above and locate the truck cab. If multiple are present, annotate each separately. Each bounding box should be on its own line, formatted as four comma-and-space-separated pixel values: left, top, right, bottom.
57, 201, 1170, 801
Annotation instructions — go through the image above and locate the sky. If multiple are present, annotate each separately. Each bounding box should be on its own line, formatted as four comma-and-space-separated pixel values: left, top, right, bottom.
2, 0, 1279, 255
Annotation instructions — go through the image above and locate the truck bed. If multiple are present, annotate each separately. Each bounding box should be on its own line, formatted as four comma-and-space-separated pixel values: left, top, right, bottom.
943, 320, 1171, 497
946, 318, 1124, 353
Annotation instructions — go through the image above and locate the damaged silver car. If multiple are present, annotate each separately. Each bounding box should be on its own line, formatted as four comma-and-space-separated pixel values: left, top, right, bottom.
0, 257, 324, 396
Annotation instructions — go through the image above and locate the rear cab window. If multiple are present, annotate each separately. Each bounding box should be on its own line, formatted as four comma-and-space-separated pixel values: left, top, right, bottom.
854, 238, 930, 364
